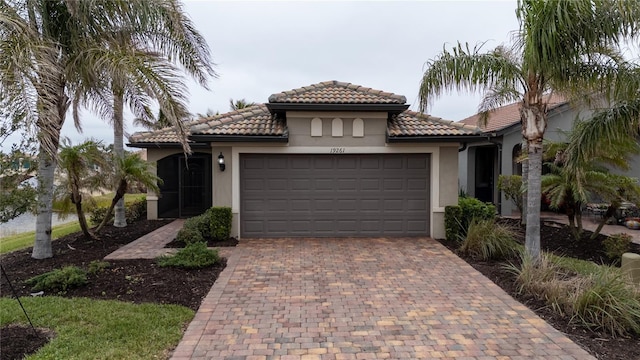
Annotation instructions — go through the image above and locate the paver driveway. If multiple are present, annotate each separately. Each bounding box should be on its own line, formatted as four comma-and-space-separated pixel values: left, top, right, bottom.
171, 238, 593, 360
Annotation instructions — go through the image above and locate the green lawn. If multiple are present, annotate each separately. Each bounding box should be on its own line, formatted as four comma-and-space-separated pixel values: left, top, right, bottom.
0, 221, 85, 255
0, 297, 193, 359
1, 193, 146, 255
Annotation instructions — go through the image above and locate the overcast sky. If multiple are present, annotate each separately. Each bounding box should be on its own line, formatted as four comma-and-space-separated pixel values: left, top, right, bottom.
56, 1, 521, 148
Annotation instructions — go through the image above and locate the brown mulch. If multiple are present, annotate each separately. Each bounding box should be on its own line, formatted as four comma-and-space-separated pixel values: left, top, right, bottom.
2, 217, 640, 360
438, 217, 640, 360
0, 219, 225, 359
165, 236, 238, 248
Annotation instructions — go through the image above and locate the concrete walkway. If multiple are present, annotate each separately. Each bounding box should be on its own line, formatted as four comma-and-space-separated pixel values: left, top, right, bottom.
170, 238, 594, 360
538, 212, 640, 245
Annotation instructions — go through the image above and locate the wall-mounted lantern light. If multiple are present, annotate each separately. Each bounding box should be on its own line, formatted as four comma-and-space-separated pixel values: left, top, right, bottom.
217, 152, 226, 171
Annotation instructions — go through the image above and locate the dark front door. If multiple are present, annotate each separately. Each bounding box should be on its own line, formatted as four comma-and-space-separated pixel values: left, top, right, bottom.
475, 146, 496, 203
157, 153, 211, 218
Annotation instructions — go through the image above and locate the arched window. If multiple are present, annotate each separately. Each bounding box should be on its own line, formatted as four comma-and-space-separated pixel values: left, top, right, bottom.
311, 117, 322, 137
332, 118, 343, 137
352, 118, 364, 137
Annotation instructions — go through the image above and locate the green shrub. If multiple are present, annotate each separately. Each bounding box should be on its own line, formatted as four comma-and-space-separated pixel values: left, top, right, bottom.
26, 266, 87, 293
89, 196, 147, 225
87, 260, 110, 275
498, 175, 523, 214
603, 233, 632, 262
444, 197, 496, 241
444, 205, 463, 242
157, 242, 220, 269
459, 219, 518, 260
570, 267, 640, 336
505, 251, 564, 296
459, 196, 496, 227
176, 226, 204, 246
209, 206, 232, 241
184, 213, 210, 239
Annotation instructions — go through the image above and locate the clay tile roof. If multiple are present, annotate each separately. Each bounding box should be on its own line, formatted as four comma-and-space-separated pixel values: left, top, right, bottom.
129, 104, 286, 144
268, 80, 407, 104
388, 110, 480, 137
459, 93, 567, 133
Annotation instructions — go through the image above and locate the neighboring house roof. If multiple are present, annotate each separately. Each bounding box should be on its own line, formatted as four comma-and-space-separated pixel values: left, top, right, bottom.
268, 80, 407, 104
459, 93, 567, 133
129, 81, 482, 147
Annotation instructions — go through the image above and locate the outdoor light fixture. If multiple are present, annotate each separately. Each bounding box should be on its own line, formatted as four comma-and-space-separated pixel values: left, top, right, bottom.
218, 152, 226, 171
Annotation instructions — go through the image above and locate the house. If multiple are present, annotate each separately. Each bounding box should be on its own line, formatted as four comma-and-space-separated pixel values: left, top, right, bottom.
129, 80, 481, 239
457, 95, 640, 216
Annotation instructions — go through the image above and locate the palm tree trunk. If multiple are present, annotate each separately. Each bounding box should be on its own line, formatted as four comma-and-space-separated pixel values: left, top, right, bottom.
32, 150, 55, 259
590, 205, 616, 240
525, 140, 542, 261
71, 188, 94, 240
521, 138, 528, 225
32, 80, 68, 260
96, 179, 127, 233
112, 90, 126, 228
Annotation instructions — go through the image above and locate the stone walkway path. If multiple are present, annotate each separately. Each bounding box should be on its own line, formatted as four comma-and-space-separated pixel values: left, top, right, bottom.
170, 238, 594, 360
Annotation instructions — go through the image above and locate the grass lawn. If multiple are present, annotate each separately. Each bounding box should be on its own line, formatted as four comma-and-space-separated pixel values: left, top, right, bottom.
0, 297, 194, 360
0, 221, 85, 255
1, 193, 146, 255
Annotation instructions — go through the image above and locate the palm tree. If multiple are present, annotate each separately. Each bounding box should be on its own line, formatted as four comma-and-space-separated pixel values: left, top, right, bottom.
0, 1, 212, 258
56, 140, 109, 240
133, 110, 172, 131
418, 0, 640, 261
95, 152, 160, 233
229, 98, 256, 111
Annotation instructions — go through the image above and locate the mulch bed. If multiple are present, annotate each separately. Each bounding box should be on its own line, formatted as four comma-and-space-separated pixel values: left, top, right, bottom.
165, 236, 239, 248
438, 217, 640, 360
0, 219, 225, 359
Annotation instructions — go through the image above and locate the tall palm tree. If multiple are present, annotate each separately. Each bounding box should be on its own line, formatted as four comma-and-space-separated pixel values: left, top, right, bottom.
56, 140, 109, 240
95, 152, 160, 233
418, 0, 640, 261
0, 1, 211, 258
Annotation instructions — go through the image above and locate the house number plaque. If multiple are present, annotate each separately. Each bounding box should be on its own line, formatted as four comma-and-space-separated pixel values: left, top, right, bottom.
330, 147, 346, 154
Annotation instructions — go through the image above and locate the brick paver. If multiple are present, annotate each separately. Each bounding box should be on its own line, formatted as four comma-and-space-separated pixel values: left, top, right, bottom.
171, 238, 594, 359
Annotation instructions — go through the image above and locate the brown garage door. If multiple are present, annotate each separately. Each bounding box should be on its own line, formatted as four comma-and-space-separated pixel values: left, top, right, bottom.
240, 154, 430, 237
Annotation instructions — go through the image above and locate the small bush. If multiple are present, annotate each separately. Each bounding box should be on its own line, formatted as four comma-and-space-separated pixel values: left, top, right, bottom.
26, 266, 87, 293
89, 197, 147, 225
444, 205, 463, 242
175, 226, 204, 246
87, 260, 110, 275
184, 214, 210, 239
498, 175, 523, 214
569, 267, 640, 336
459, 219, 518, 261
209, 206, 232, 241
603, 233, 632, 262
157, 242, 220, 269
505, 251, 565, 296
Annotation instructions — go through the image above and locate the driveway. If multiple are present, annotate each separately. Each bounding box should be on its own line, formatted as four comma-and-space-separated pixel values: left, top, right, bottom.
171, 238, 593, 359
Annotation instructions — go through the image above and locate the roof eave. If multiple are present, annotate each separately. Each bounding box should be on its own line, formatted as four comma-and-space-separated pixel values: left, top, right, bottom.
126, 142, 210, 149
386, 134, 485, 143
266, 103, 409, 114
189, 135, 289, 143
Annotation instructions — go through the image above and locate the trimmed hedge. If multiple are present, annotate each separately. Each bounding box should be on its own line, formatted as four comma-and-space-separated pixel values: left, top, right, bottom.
444, 197, 496, 242
89, 197, 147, 225
209, 206, 232, 241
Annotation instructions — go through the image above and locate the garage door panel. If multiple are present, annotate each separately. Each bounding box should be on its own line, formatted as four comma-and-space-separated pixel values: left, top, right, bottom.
240, 154, 430, 237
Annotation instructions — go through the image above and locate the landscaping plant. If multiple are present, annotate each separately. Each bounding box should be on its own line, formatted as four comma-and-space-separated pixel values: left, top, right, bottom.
157, 242, 221, 269
459, 218, 518, 261
603, 233, 632, 263
26, 266, 88, 293
209, 206, 232, 241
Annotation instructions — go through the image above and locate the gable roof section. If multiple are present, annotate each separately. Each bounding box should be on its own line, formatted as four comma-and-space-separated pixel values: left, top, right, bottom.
459, 93, 567, 133
387, 110, 481, 142
128, 104, 287, 147
268, 80, 407, 104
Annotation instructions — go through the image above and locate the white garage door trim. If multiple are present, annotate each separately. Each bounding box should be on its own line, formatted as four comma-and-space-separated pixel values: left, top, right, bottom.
225, 145, 450, 237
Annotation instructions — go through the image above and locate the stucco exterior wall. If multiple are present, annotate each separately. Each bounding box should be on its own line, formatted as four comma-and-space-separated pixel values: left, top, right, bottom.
286, 111, 388, 147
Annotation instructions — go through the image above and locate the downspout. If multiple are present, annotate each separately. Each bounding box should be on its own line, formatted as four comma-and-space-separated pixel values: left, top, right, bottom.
487, 137, 503, 214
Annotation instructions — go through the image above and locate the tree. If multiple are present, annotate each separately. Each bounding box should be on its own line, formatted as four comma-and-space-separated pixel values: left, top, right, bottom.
229, 98, 256, 111
0, 139, 37, 224
56, 140, 109, 239
95, 152, 160, 233
133, 110, 172, 131
418, 0, 640, 261
0, 1, 212, 258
